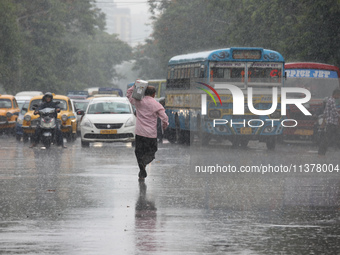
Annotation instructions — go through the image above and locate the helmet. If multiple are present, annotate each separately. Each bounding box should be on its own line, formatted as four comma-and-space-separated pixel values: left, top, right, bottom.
42, 92, 53, 102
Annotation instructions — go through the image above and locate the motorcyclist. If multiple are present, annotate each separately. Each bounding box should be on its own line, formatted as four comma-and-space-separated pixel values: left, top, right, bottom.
29, 92, 66, 148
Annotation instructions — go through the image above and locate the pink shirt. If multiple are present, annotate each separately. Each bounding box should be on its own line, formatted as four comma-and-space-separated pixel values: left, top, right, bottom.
127, 86, 169, 138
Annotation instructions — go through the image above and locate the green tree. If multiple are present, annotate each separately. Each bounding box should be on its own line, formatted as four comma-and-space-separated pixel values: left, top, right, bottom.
0, 0, 21, 93
135, 0, 340, 78
0, 0, 132, 94
65, 31, 132, 92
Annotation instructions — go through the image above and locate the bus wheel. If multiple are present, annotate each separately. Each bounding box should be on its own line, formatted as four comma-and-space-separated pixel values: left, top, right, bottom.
179, 130, 190, 145
240, 139, 249, 148
197, 115, 209, 145
174, 114, 183, 144
16, 134, 21, 141
266, 138, 276, 150
166, 128, 177, 144
231, 138, 239, 148
201, 134, 211, 145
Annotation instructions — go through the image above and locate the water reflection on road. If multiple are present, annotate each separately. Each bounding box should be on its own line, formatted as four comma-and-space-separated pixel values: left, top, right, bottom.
0, 136, 339, 254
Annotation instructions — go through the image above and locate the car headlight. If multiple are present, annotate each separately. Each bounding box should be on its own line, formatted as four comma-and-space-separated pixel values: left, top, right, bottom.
61, 114, 68, 121
6, 112, 13, 118
81, 118, 93, 128
124, 117, 135, 127
24, 115, 31, 122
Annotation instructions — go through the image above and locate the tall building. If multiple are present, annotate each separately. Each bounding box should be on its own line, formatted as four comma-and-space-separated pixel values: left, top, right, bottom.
96, 1, 151, 47
97, 3, 131, 45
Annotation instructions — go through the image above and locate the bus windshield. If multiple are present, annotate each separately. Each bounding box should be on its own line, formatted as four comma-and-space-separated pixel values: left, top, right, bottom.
209, 62, 283, 85
284, 77, 339, 99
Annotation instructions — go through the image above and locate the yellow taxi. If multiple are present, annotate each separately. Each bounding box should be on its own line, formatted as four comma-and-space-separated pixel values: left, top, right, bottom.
0, 94, 20, 134
22, 94, 77, 142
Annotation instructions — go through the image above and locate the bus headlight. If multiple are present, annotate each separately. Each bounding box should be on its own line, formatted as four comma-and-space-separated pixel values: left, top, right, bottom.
6, 112, 13, 118
24, 115, 31, 122
209, 110, 221, 119
263, 126, 274, 133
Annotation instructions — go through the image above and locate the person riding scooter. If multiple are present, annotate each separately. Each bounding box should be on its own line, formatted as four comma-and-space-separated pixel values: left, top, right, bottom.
29, 92, 66, 148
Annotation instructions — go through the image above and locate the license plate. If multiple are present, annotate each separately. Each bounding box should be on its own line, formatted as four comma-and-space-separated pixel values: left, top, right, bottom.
100, 129, 117, 134
240, 127, 252, 134
294, 129, 313, 136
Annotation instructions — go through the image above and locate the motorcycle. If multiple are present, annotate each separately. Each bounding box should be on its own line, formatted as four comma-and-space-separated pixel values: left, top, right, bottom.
36, 107, 58, 148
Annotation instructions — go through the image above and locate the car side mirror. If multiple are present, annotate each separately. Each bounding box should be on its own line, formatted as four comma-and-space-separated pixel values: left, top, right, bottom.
77, 110, 84, 116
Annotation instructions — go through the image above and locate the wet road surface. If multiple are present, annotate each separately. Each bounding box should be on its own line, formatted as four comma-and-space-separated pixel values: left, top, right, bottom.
0, 136, 340, 254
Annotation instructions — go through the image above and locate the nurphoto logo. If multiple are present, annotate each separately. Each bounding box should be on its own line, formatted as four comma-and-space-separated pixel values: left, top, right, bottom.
197, 82, 312, 127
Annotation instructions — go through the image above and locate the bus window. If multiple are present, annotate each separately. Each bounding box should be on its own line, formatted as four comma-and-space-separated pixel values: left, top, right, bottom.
194, 67, 200, 78
181, 68, 185, 78
210, 66, 244, 82
199, 68, 205, 78
248, 66, 282, 84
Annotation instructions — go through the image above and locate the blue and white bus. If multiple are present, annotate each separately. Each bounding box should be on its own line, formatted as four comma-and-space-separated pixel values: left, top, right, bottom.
164, 47, 285, 149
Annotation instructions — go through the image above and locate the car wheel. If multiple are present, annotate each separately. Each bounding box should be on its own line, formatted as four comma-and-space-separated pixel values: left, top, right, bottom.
240, 139, 249, 148
16, 134, 21, 141
71, 132, 77, 142
23, 133, 29, 143
266, 137, 276, 150
81, 140, 90, 147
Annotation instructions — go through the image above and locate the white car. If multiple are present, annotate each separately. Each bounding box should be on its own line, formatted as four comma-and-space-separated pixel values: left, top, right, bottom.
80, 97, 135, 147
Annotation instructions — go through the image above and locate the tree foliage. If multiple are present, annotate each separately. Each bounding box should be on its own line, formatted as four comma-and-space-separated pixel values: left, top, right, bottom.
0, 0, 21, 92
134, 0, 340, 78
0, 0, 132, 94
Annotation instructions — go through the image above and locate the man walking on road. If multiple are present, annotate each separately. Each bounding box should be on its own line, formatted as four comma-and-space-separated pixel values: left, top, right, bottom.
318, 88, 340, 156
127, 84, 169, 180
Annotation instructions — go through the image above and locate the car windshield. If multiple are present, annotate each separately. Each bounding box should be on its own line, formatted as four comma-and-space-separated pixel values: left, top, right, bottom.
29, 99, 67, 110
87, 101, 131, 114
0, 99, 12, 108
74, 101, 89, 111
